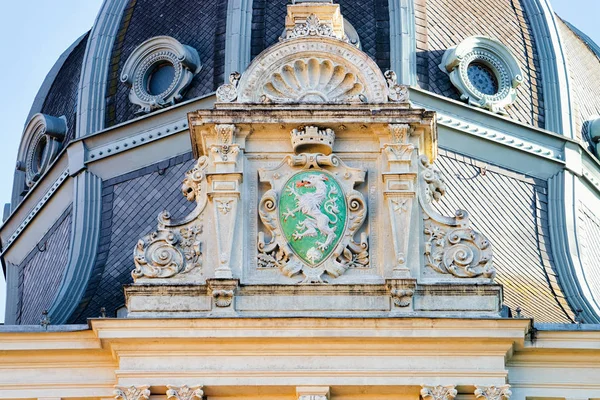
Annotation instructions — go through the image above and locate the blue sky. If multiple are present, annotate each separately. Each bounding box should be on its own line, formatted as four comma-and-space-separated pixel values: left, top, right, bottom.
0, 0, 598, 323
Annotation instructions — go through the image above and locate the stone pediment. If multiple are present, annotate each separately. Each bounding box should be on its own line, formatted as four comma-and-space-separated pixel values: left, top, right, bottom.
125, 0, 497, 319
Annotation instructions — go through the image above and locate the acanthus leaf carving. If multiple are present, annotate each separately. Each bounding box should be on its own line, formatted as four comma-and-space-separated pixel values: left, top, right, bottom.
132, 157, 209, 281
420, 385, 458, 400
166, 385, 204, 400
285, 13, 338, 41
418, 156, 495, 280
114, 386, 151, 400
474, 385, 512, 400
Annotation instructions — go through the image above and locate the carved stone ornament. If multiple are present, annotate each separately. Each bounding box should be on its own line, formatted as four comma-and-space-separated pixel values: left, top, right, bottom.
285, 13, 337, 40
258, 127, 368, 283
121, 36, 202, 113
217, 37, 387, 104
474, 385, 512, 400
385, 70, 410, 103
114, 386, 151, 400
420, 385, 458, 400
390, 287, 414, 307
439, 36, 523, 114
418, 156, 495, 279
213, 289, 234, 307
132, 157, 209, 280
216, 72, 240, 103
166, 385, 204, 400
18, 113, 67, 188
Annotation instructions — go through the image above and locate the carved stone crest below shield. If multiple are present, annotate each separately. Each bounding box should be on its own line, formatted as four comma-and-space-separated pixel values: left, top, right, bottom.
258, 126, 368, 283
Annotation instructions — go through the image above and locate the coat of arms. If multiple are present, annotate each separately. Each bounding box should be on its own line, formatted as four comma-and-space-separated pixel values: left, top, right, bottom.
257, 127, 369, 283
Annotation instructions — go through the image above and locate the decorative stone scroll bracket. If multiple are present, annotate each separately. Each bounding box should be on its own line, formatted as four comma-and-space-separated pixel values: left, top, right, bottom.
420, 385, 458, 400
418, 156, 495, 280
474, 385, 512, 400
166, 385, 204, 400
114, 386, 150, 400
132, 157, 208, 281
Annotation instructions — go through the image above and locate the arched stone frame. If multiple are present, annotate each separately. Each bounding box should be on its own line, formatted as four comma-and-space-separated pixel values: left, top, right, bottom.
232, 37, 388, 104
439, 36, 524, 115
120, 36, 202, 114
16, 113, 67, 189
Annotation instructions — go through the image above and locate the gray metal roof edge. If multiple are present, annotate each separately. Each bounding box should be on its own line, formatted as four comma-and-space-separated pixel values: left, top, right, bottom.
535, 322, 600, 331
0, 324, 89, 333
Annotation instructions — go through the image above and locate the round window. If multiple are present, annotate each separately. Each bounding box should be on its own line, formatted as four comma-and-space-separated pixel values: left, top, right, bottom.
32, 135, 47, 175
147, 62, 176, 95
467, 62, 498, 96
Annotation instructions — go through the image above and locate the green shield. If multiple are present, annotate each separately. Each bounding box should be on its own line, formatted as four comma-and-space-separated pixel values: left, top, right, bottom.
279, 171, 347, 266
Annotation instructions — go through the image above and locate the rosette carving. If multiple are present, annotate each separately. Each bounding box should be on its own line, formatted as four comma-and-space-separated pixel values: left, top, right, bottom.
132, 157, 209, 281
216, 72, 240, 103
418, 156, 495, 279
385, 70, 409, 102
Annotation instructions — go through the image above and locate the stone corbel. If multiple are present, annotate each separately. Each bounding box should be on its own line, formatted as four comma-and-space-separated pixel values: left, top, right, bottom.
114, 386, 150, 400
474, 385, 511, 400
420, 385, 457, 400
296, 386, 330, 400
166, 385, 204, 400
207, 124, 243, 279
382, 124, 416, 278
208, 279, 239, 311
386, 278, 416, 310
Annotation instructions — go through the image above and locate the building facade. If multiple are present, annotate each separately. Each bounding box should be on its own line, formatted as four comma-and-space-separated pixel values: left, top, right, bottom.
1, 0, 600, 399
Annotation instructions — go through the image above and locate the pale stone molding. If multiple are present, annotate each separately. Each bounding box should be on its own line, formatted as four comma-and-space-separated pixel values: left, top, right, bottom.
224, 0, 253, 79
439, 36, 523, 114
389, 0, 417, 85
17, 113, 67, 189
522, 0, 575, 137
166, 385, 204, 400
419, 156, 495, 280
76, 0, 129, 137
48, 171, 102, 324
114, 386, 150, 400
420, 385, 457, 400
121, 36, 202, 114
547, 171, 600, 323
474, 385, 511, 400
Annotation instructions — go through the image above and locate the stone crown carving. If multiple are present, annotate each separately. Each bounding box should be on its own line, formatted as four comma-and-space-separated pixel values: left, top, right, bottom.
17, 113, 67, 189
439, 36, 523, 114
121, 36, 201, 113
420, 385, 458, 400
291, 126, 335, 155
